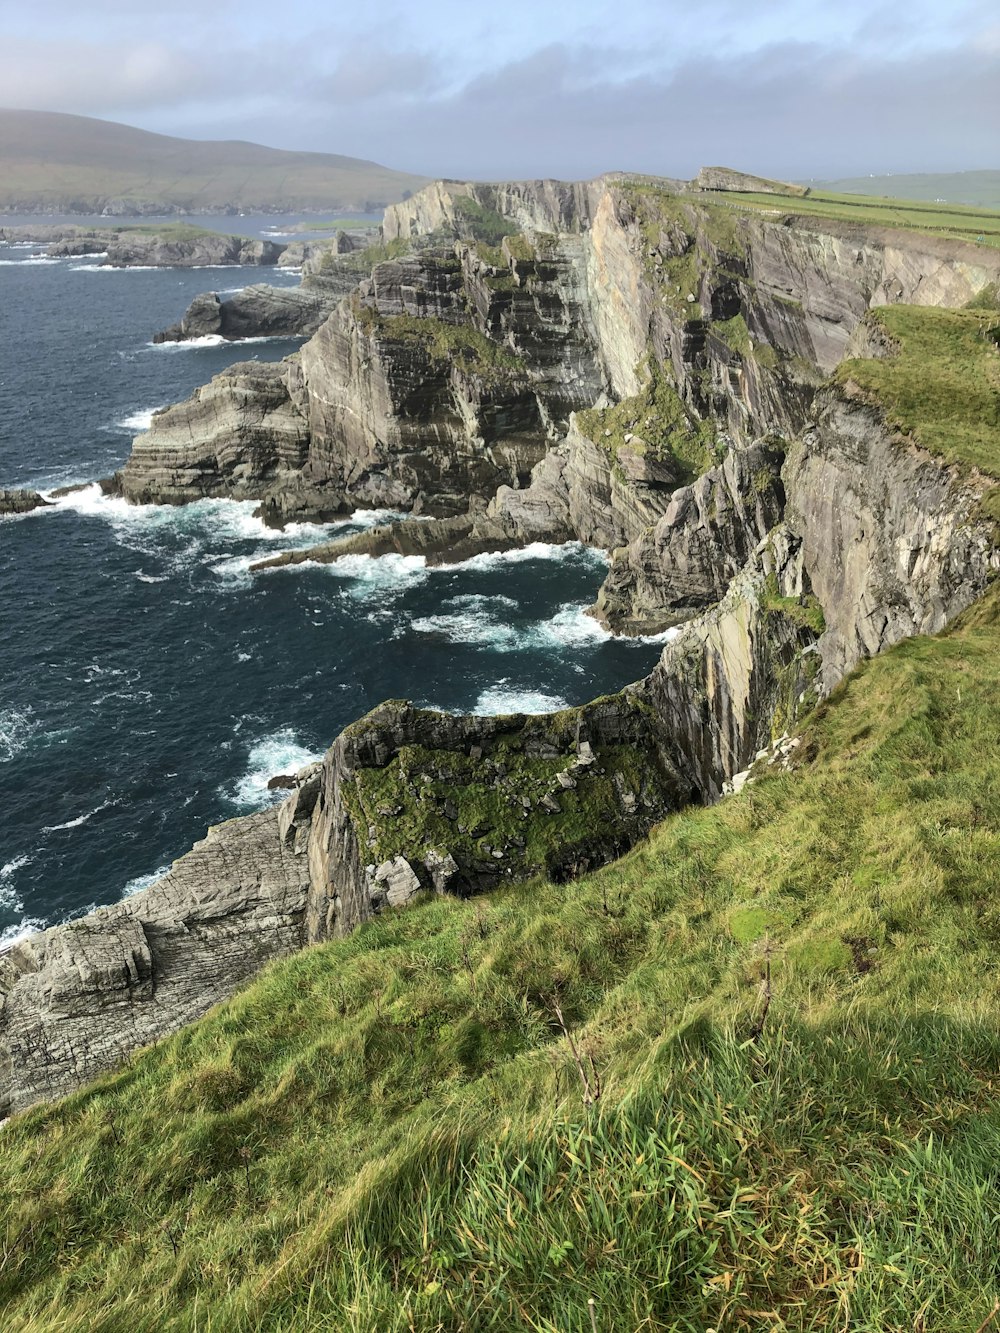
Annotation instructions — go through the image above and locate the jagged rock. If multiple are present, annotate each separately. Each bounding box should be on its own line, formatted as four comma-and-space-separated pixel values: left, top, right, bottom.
0, 808, 310, 1117
371, 856, 423, 908
0, 225, 285, 267
0, 488, 49, 515
593, 439, 787, 634
7, 173, 1000, 1118
784, 385, 1000, 690
423, 848, 460, 893
154, 284, 340, 343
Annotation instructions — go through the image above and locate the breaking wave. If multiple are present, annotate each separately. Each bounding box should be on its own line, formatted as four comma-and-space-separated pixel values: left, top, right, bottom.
222, 728, 324, 810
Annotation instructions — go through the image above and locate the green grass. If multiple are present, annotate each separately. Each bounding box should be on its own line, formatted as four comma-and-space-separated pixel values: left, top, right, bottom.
817, 170, 1000, 211
452, 195, 518, 246
317, 235, 412, 274
0, 110, 426, 214
4, 586, 1000, 1329
691, 187, 1000, 249
576, 355, 720, 482
364, 311, 527, 386
834, 304, 1000, 480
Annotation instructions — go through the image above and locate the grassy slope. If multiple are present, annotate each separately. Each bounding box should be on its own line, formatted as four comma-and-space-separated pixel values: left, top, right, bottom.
689, 185, 1000, 249
3, 586, 1000, 1330
817, 171, 1000, 210
0, 109, 426, 212
835, 301, 1000, 519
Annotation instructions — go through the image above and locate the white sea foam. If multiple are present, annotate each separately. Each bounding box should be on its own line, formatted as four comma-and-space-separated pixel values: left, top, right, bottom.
148, 333, 226, 348
41, 799, 115, 834
0, 918, 45, 953
73, 263, 161, 271
442, 540, 609, 573
325, 552, 430, 596
0, 256, 63, 266
0, 707, 38, 763
121, 865, 170, 898
117, 405, 166, 431
412, 611, 521, 650
224, 728, 324, 810
472, 684, 570, 715
0, 855, 30, 886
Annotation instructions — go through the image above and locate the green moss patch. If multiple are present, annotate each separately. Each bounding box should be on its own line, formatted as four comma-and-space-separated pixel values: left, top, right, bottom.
835, 305, 1000, 481
576, 355, 720, 483
371, 312, 527, 386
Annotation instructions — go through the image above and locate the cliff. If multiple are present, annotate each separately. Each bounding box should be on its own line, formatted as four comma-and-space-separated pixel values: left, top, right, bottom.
5, 171, 1000, 1113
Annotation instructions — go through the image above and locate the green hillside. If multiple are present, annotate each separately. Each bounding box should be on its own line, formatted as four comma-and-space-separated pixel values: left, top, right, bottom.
0, 109, 427, 214
2, 577, 1000, 1330
817, 170, 1000, 210
687, 182, 1000, 249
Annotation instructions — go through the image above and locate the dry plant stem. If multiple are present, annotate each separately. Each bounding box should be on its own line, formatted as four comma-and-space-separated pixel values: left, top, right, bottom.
553, 1000, 600, 1106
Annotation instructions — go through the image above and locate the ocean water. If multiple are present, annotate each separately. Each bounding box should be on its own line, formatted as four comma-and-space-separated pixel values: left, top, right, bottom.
0, 231, 671, 947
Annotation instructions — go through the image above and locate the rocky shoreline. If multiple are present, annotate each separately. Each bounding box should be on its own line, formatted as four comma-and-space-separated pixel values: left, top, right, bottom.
4, 169, 999, 1116
0, 225, 285, 267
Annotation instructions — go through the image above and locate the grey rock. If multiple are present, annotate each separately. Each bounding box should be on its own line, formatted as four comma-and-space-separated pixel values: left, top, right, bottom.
0, 488, 49, 516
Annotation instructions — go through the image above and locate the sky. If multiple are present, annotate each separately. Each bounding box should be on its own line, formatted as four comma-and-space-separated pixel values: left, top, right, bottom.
1, 0, 997, 180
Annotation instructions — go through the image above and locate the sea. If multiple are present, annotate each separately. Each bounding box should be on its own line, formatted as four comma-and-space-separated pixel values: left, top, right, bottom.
0, 214, 670, 947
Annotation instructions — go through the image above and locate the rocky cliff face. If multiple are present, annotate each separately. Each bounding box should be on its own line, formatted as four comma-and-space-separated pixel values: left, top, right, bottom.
7, 172, 1000, 1114
153, 284, 342, 343
0, 804, 311, 1118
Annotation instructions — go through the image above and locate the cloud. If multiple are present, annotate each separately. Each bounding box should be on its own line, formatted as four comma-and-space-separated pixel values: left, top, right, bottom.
0, 38, 211, 112
0, 18, 995, 181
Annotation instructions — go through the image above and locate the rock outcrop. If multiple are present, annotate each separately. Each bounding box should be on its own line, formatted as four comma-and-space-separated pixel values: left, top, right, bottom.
0, 488, 49, 516
0, 225, 285, 267
0, 794, 314, 1118
153, 284, 341, 342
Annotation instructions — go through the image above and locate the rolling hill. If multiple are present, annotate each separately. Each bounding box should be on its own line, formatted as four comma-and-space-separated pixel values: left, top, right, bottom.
815, 169, 1000, 209
0, 109, 428, 215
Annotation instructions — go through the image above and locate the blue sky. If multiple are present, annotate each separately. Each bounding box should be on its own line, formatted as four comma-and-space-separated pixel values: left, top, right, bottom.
2, 0, 997, 178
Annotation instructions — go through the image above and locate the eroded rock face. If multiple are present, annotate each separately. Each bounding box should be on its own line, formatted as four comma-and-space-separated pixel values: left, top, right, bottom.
0, 804, 310, 1118
594, 441, 787, 634
0, 488, 49, 515
117, 360, 316, 507
153, 284, 341, 343
7, 173, 1000, 1116
301, 694, 695, 942
785, 392, 1000, 690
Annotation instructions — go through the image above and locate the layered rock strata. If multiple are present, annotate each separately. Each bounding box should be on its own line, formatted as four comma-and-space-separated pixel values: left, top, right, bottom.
153, 284, 342, 343
5, 172, 1000, 1115
0, 799, 314, 1118
0, 488, 49, 515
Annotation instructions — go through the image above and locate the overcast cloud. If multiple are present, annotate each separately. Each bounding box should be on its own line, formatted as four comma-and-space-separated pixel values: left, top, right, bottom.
1, 0, 996, 178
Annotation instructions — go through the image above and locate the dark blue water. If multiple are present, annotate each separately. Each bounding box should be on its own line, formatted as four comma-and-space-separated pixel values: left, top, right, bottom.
0, 230, 669, 945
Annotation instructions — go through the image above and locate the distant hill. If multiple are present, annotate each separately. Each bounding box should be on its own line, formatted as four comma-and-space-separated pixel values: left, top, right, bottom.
0, 109, 428, 215
814, 170, 1000, 210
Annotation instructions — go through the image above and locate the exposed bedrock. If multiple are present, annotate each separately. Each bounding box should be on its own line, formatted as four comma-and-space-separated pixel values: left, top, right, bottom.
8, 174, 1000, 1115
115, 360, 325, 510
153, 284, 341, 343
0, 225, 285, 267
302, 694, 696, 942
0, 488, 50, 515
0, 797, 315, 1118
784, 390, 1000, 690
593, 439, 787, 634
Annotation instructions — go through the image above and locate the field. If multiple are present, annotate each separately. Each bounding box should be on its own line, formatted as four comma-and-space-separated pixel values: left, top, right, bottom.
691, 184, 1000, 248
